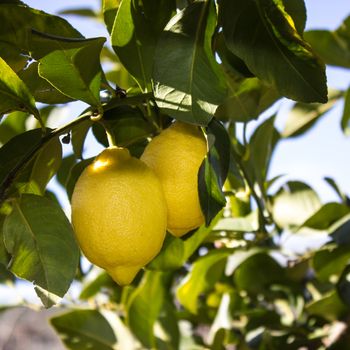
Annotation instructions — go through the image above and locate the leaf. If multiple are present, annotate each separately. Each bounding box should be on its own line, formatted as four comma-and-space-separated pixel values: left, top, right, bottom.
213, 211, 259, 232
148, 213, 220, 270
66, 158, 94, 200
176, 249, 230, 314
312, 245, 350, 283
32, 31, 105, 107
3, 194, 79, 307
103, 0, 120, 34
220, 0, 327, 103
153, 0, 227, 125
342, 85, 350, 136
18, 62, 74, 104
0, 42, 28, 72
299, 203, 350, 231
127, 270, 169, 348
79, 272, 115, 300
282, 0, 306, 34
306, 291, 348, 322
0, 57, 39, 117
58, 8, 97, 18
337, 265, 350, 307
50, 309, 117, 350
282, 90, 341, 138
304, 16, 350, 69
324, 177, 349, 203
0, 129, 43, 201
331, 215, 350, 246
112, 0, 175, 90
72, 120, 92, 159
271, 181, 321, 229
0, 111, 28, 144
215, 78, 280, 123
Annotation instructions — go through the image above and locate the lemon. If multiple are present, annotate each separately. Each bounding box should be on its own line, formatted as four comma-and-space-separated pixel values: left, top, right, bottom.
141, 121, 207, 237
71, 147, 167, 285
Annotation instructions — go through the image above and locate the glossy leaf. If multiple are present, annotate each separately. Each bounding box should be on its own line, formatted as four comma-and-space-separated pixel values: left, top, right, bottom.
50, 309, 117, 350
0, 57, 39, 118
305, 16, 350, 69
32, 31, 105, 107
271, 181, 321, 229
18, 62, 74, 104
312, 245, 350, 283
148, 214, 220, 270
176, 249, 230, 314
221, 0, 327, 103
103, 0, 120, 34
3, 194, 79, 307
72, 120, 92, 159
282, 90, 341, 138
283, 0, 307, 34
112, 0, 175, 90
127, 270, 169, 348
215, 78, 280, 123
153, 0, 227, 125
299, 203, 350, 231
342, 85, 350, 136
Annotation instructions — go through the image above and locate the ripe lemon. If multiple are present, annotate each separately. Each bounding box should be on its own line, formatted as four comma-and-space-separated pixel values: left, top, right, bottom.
71, 147, 167, 285
141, 121, 207, 237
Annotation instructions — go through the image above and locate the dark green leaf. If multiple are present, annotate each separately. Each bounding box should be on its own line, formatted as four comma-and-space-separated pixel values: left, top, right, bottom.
271, 181, 321, 229
31, 31, 105, 107
324, 177, 349, 204
72, 120, 92, 159
305, 16, 350, 69
66, 158, 94, 200
341, 85, 350, 136
282, 90, 341, 138
332, 216, 350, 246
148, 213, 220, 270
56, 155, 76, 188
0, 42, 28, 72
312, 245, 350, 283
306, 291, 348, 322
337, 265, 350, 307
50, 309, 117, 350
103, 0, 120, 34
58, 8, 97, 18
0, 129, 43, 201
127, 270, 169, 348
153, 0, 227, 125
112, 0, 175, 90
176, 249, 230, 314
221, 0, 327, 103
0, 111, 28, 144
299, 203, 350, 231
0, 214, 9, 266
3, 194, 79, 307
215, 78, 280, 123
0, 57, 39, 117
18, 62, 74, 104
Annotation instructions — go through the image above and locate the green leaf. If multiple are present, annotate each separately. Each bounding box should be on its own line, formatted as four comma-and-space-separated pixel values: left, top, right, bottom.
66, 158, 94, 200
176, 249, 230, 314
103, 0, 120, 34
0, 214, 9, 266
306, 291, 348, 322
304, 16, 350, 69
18, 62, 74, 104
215, 78, 280, 123
282, 90, 341, 138
0, 129, 43, 201
79, 272, 115, 300
244, 115, 280, 191
0, 42, 28, 72
32, 31, 105, 107
271, 181, 321, 229
3, 194, 79, 307
213, 211, 259, 232
56, 155, 77, 188
153, 0, 227, 125
233, 252, 286, 295
342, 85, 350, 136
112, 0, 175, 90
72, 120, 92, 159
148, 213, 220, 270
299, 203, 350, 231
127, 270, 169, 348
282, 0, 306, 34
324, 177, 349, 204
50, 309, 117, 350
0, 111, 28, 144
58, 8, 97, 18
0, 57, 39, 117
331, 216, 350, 246
337, 265, 350, 307
221, 0, 327, 103
312, 245, 350, 283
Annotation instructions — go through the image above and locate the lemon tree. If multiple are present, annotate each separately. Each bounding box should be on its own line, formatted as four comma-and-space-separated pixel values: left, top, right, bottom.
0, 0, 350, 349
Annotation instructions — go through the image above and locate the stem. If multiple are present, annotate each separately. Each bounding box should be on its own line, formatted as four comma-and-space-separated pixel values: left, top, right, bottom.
101, 121, 117, 147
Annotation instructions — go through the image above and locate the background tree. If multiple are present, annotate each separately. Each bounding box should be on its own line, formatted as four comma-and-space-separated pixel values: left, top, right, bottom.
0, 0, 350, 349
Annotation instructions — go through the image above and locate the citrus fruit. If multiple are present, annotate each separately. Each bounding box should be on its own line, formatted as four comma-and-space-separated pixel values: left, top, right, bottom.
141, 121, 207, 237
71, 147, 167, 285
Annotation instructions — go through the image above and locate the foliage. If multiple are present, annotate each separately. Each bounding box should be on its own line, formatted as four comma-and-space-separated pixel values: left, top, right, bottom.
0, 0, 349, 349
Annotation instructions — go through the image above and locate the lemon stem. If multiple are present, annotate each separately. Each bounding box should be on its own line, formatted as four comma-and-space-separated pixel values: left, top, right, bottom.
102, 122, 117, 147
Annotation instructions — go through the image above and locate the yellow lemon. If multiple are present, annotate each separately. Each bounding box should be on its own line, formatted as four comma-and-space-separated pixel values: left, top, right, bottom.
141, 121, 207, 237
71, 147, 167, 285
